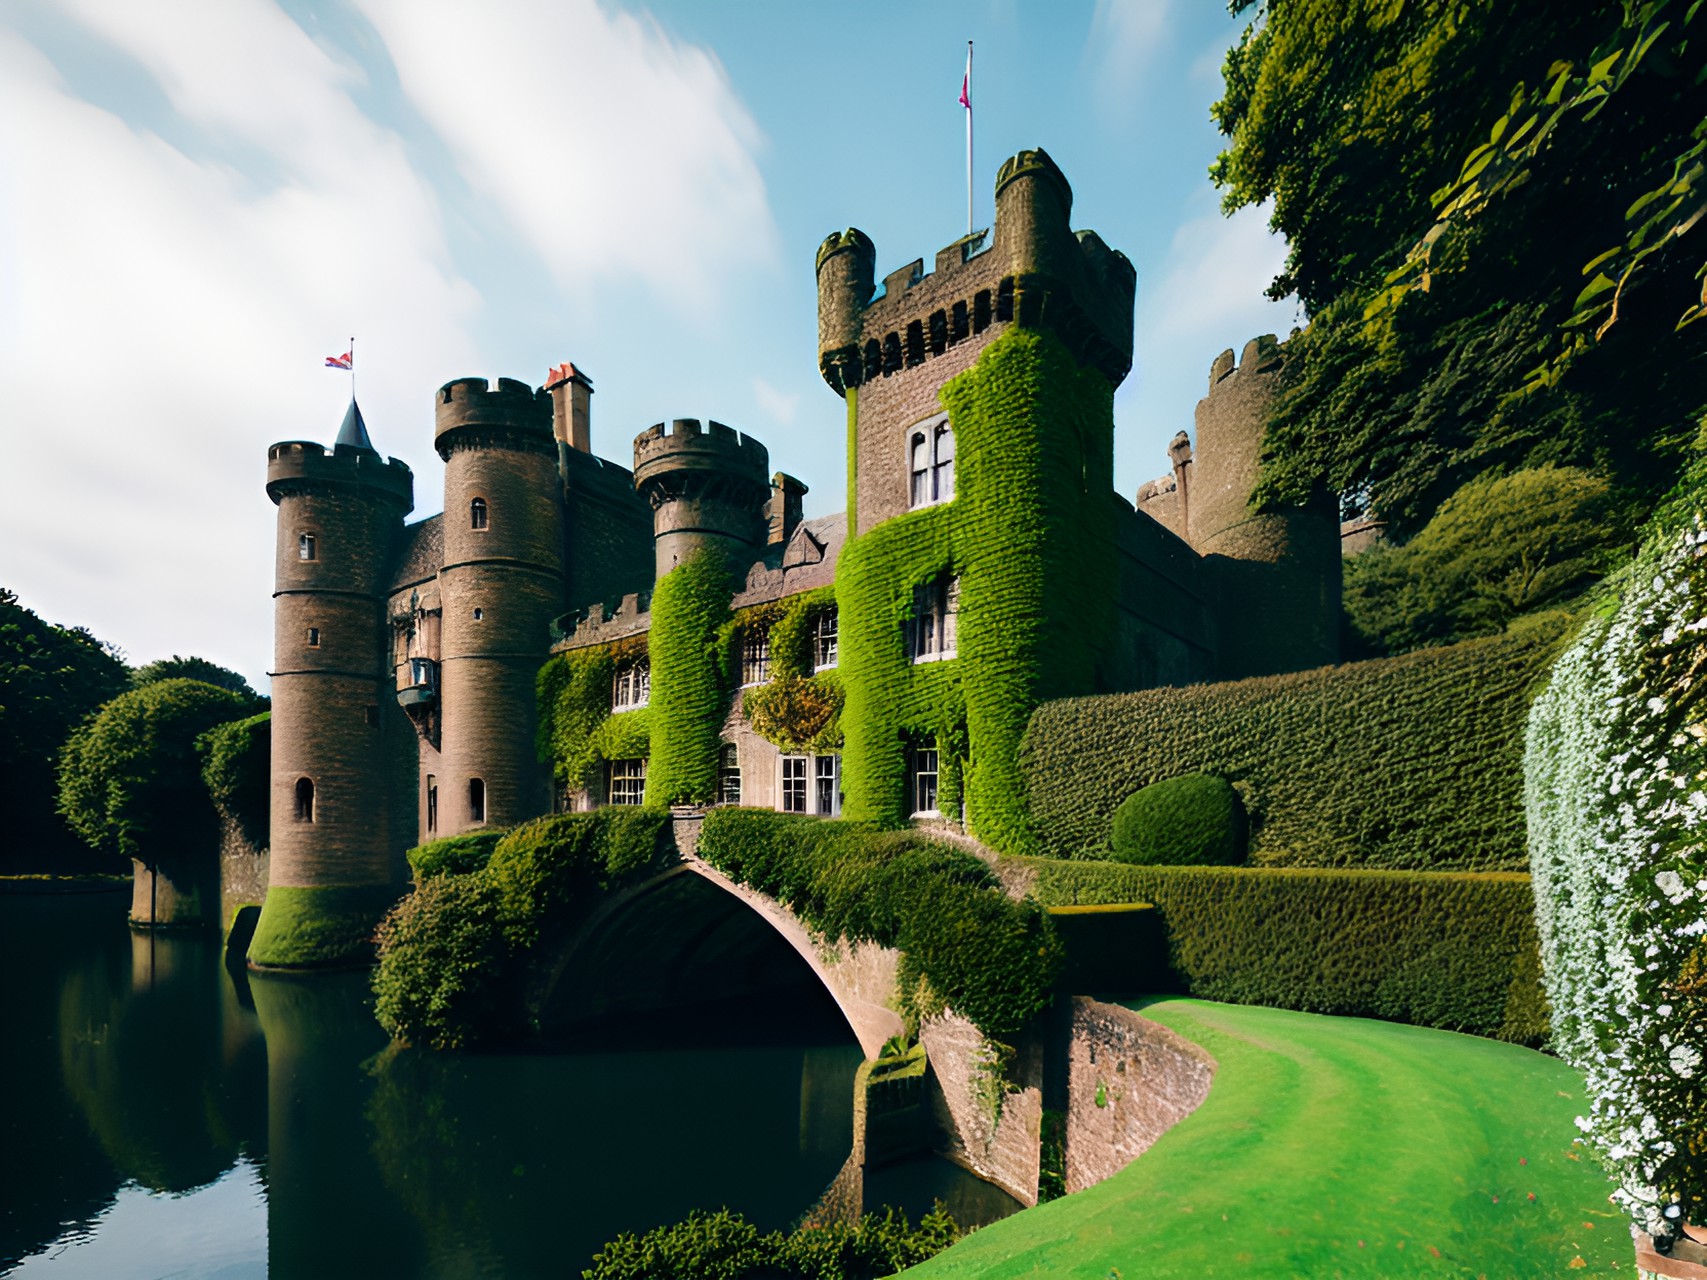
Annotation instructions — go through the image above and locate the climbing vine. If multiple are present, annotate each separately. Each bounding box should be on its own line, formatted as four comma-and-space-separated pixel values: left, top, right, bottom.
740, 585, 844, 752
645, 546, 736, 806
838, 327, 1116, 851
536, 633, 649, 791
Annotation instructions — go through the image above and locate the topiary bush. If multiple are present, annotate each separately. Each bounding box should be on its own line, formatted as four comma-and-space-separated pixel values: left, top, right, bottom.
1022, 620, 1569, 867
1524, 460, 1707, 1240
406, 830, 502, 880
583, 1205, 961, 1280
1021, 858, 1548, 1044
1109, 773, 1246, 866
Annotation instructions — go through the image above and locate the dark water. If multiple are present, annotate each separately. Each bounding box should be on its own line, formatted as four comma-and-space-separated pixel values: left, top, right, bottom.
0, 890, 1015, 1279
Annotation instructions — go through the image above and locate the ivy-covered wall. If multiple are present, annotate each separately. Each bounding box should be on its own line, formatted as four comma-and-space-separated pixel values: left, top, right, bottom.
643, 547, 735, 806
1020, 618, 1571, 867
838, 327, 1117, 853
739, 585, 842, 752
536, 634, 650, 795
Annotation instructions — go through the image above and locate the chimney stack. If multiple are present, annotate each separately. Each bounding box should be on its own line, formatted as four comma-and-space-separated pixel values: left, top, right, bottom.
767, 472, 808, 547
544, 362, 593, 453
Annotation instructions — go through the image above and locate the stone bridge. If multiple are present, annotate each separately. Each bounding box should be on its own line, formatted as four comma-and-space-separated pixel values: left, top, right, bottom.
526, 815, 1218, 1209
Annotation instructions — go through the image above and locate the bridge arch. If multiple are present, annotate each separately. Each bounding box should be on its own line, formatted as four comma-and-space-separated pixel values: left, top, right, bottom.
533, 852, 905, 1059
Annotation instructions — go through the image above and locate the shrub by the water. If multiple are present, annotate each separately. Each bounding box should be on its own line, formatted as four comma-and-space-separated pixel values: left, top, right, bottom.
697, 808, 1062, 1038
58, 678, 253, 867
1524, 460, 1707, 1237
198, 712, 270, 849
1021, 621, 1568, 868
373, 809, 668, 1049
1020, 858, 1547, 1044
582, 1205, 961, 1280
1109, 773, 1246, 866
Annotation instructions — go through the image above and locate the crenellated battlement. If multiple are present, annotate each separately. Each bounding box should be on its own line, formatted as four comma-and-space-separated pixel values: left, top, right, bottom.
552, 590, 652, 652
434, 376, 553, 459
632, 418, 770, 488
814, 147, 1136, 395
265, 439, 413, 509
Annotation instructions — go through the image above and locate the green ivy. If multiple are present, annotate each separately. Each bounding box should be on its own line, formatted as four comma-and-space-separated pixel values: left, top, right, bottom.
1022, 620, 1572, 867
697, 808, 1062, 1038
197, 712, 270, 850
536, 634, 649, 790
645, 547, 737, 806
837, 328, 1117, 852
406, 830, 503, 880
739, 585, 844, 752
1020, 858, 1548, 1044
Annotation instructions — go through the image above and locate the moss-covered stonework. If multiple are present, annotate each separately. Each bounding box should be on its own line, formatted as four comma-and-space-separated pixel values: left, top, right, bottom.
247, 883, 398, 969
838, 328, 1116, 852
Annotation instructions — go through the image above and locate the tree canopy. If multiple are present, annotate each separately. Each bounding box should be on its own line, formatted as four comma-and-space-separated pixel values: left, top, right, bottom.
58, 679, 253, 868
132, 655, 261, 702
1215, 0, 1707, 537
0, 588, 129, 867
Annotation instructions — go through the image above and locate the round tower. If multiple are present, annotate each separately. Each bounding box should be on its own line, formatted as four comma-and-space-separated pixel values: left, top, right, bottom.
1189, 335, 1340, 678
814, 228, 875, 393
257, 403, 413, 967
992, 147, 1076, 280
632, 419, 771, 580
433, 377, 566, 836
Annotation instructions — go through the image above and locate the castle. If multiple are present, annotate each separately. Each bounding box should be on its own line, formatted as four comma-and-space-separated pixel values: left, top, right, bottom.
254, 149, 1342, 964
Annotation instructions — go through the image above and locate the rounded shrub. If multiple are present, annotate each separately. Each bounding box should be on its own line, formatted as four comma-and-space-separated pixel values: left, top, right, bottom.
1109, 773, 1246, 866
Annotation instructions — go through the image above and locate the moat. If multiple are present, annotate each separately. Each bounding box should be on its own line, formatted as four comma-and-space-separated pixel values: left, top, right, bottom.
0, 888, 1016, 1279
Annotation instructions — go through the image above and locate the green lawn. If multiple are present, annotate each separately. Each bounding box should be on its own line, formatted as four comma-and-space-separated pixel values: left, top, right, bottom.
904, 998, 1628, 1279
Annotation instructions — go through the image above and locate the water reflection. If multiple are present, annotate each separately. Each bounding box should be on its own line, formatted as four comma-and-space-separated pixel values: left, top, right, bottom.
3, 890, 1009, 1279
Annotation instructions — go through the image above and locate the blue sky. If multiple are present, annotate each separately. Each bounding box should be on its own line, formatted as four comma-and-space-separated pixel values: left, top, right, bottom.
0, 0, 1298, 690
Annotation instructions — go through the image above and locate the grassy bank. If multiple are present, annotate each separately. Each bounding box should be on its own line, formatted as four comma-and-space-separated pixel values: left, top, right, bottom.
904, 999, 1625, 1278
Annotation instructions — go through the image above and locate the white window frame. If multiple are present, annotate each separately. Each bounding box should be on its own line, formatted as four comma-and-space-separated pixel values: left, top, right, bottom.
741, 626, 771, 687
814, 754, 841, 817
780, 754, 808, 813
906, 413, 956, 510
909, 576, 959, 664
910, 748, 940, 818
612, 659, 650, 711
718, 743, 742, 806
814, 608, 838, 671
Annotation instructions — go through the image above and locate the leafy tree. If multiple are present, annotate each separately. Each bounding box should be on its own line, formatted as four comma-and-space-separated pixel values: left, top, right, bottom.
0, 588, 129, 867
1343, 466, 1621, 654
132, 654, 261, 702
1214, 0, 1707, 535
198, 712, 270, 849
58, 678, 251, 868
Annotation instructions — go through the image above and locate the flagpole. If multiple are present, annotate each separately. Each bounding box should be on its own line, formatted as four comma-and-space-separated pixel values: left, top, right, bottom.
965, 41, 974, 236
349, 336, 355, 404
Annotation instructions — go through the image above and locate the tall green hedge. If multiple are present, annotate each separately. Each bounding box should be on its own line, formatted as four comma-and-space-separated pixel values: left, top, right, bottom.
1021, 619, 1571, 867
838, 328, 1117, 852
697, 808, 1061, 1038
1020, 858, 1548, 1044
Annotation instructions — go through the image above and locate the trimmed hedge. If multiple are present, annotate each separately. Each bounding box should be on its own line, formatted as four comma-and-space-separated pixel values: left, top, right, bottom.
373, 809, 669, 1048
1021, 619, 1571, 867
698, 808, 1061, 1038
1019, 858, 1548, 1044
198, 712, 270, 850
1110, 773, 1246, 866
406, 830, 502, 880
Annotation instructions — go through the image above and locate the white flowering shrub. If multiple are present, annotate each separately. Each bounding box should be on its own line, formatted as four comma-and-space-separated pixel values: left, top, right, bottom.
1525, 479, 1707, 1238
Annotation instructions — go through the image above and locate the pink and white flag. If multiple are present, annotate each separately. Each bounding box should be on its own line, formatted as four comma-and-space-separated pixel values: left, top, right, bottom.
324, 350, 353, 370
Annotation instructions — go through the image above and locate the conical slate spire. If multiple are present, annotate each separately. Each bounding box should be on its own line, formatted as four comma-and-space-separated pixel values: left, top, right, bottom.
335, 399, 374, 452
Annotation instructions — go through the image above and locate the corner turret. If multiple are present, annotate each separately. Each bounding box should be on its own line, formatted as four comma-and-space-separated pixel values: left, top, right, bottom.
815, 229, 876, 393
632, 419, 771, 579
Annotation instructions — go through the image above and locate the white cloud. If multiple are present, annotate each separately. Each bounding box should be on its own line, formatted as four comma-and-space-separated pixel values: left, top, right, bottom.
1087, 0, 1173, 116
751, 376, 799, 426
356, 0, 779, 313
0, 6, 482, 687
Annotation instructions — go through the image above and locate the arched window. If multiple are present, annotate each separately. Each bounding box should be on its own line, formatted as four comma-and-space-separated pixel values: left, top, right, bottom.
468, 777, 486, 823
470, 497, 488, 530
907, 415, 954, 509
294, 777, 315, 823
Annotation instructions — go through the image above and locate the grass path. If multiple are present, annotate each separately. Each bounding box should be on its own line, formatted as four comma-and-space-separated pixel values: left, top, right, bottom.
903, 999, 1628, 1278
